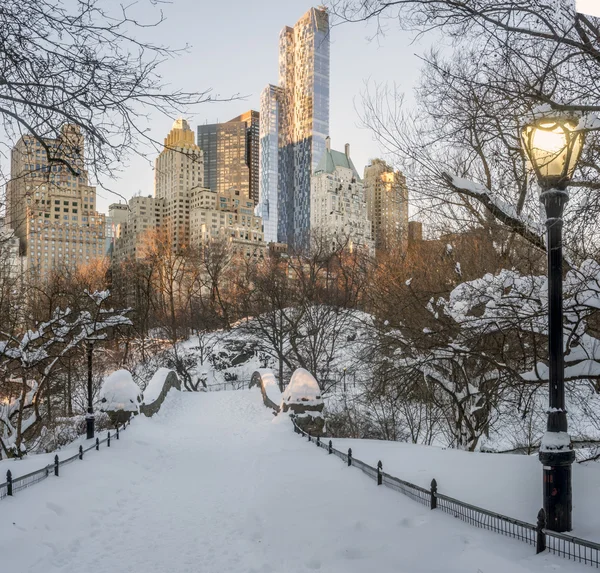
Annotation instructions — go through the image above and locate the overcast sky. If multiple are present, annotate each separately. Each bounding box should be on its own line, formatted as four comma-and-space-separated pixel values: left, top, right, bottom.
95, 0, 427, 213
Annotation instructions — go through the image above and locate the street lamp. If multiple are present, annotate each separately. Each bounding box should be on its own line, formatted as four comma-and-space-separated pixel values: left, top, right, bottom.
86, 341, 95, 439
521, 115, 585, 532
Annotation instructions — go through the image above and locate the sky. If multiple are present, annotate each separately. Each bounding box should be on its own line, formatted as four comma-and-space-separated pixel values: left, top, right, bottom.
95, 0, 427, 213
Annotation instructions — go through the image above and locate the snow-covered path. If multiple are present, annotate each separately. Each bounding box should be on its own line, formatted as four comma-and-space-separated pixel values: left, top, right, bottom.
0, 390, 584, 572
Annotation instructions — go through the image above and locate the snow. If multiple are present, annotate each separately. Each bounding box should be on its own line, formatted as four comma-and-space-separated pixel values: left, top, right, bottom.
282, 368, 322, 405
540, 431, 572, 452
0, 390, 588, 572
255, 368, 281, 406
99, 369, 140, 413
329, 436, 600, 542
143, 368, 175, 404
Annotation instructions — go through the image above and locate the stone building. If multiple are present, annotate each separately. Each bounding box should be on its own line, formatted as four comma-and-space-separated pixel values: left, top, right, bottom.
6, 125, 107, 276
363, 159, 409, 253
310, 138, 373, 253
155, 119, 204, 251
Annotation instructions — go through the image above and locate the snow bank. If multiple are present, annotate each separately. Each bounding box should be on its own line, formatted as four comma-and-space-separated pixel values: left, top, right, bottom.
282, 368, 322, 405
100, 370, 141, 413
143, 368, 174, 404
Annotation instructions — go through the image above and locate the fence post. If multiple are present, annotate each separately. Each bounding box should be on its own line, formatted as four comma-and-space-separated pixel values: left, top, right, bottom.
308, 431, 311, 443
328, 440, 332, 455
79, 445, 83, 460
96, 437, 99, 451
347, 448, 352, 467
536, 508, 547, 554
317, 436, 320, 447
430, 479, 437, 510
377, 461, 383, 486
54, 455, 59, 476
116, 425, 120, 440
6, 470, 12, 496
107, 432, 111, 447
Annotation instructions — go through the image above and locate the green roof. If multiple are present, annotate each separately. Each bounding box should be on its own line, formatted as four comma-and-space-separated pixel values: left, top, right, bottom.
315, 147, 362, 181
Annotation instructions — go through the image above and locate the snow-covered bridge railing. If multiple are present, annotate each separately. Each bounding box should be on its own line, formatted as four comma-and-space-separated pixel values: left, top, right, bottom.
0, 419, 132, 502
291, 418, 600, 569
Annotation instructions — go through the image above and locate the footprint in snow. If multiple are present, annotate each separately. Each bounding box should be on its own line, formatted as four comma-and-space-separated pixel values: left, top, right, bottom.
46, 502, 65, 515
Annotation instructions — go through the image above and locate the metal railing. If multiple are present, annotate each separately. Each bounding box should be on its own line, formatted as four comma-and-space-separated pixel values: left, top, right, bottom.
291, 418, 600, 569
0, 418, 132, 501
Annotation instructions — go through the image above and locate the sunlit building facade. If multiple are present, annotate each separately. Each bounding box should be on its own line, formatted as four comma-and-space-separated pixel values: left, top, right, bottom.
258, 6, 330, 249
155, 119, 204, 250
7, 125, 107, 276
363, 159, 409, 253
197, 110, 259, 204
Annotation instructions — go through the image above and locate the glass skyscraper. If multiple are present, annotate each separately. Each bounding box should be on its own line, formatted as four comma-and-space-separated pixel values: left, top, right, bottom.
257, 6, 330, 249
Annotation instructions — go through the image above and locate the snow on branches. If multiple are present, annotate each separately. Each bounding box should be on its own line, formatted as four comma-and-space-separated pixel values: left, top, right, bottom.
0, 290, 131, 457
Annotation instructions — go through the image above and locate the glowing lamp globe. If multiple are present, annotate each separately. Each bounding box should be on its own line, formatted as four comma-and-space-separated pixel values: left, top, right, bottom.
521, 117, 585, 190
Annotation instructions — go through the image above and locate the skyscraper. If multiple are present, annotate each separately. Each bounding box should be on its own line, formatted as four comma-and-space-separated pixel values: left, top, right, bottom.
258, 6, 330, 249
228, 110, 260, 205
363, 159, 409, 253
154, 118, 203, 250
258, 85, 284, 243
6, 125, 107, 276
197, 110, 260, 204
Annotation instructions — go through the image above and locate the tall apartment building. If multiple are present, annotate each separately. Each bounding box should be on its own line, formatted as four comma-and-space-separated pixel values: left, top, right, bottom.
228, 110, 260, 205
258, 85, 284, 243
189, 188, 264, 258
6, 125, 107, 276
113, 121, 265, 262
258, 6, 330, 249
155, 119, 204, 250
311, 138, 373, 253
111, 196, 165, 262
363, 159, 409, 253
197, 110, 260, 204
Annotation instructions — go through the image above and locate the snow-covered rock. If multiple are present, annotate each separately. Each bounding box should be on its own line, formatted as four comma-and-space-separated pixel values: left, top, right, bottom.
282, 368, 322, 406
281, 368, 325, 435
99, 369, 141, 425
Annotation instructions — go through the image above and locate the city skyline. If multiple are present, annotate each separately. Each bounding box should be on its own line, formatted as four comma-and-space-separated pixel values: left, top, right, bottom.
89, 1, 425, 214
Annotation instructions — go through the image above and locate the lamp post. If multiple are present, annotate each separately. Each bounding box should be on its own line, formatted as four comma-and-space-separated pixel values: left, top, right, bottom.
86, 341, 95, 439
521, 114, 585, 532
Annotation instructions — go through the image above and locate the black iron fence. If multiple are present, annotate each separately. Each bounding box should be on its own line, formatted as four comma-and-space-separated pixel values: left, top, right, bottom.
0, 419, 132, 502
291, 419, 600, 569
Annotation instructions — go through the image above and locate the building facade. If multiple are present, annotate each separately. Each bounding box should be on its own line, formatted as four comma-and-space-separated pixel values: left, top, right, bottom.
363, 159, 409, 253
258, 85, 284, 243
6, 125, 107, 276
228, 110, 260, 205
111, 196, 165, 262
155, 119, 204, 251
258, 6, 330, 249
197, 110, 259, 204
310, 138, 373, 253
113, 121, 265, 263
190, 188, 265, 258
